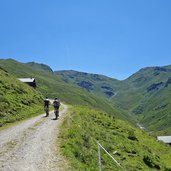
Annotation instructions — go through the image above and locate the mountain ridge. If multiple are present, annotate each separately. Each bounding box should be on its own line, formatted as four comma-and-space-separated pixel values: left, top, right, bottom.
2, 58, 171, 80
0, 58, 171, 135
0, 58, 128, 121
55, 63, 171, 135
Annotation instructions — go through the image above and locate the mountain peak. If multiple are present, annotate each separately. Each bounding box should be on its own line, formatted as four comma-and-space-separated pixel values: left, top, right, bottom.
26, 62, 53, 73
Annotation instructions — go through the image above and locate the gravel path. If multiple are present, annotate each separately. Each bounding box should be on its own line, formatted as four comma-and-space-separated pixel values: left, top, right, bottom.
0, 104, 71, 171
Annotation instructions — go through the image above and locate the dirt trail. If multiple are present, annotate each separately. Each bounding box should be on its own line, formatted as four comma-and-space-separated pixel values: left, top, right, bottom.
0, 104, 71, 171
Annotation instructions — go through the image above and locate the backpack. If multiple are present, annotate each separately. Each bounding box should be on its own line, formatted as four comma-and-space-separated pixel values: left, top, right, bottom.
44, 99, 49, 106
53, 100, 60, 107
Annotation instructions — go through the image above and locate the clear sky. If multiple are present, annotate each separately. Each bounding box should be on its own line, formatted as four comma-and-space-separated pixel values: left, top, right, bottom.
0, 0, 171, 80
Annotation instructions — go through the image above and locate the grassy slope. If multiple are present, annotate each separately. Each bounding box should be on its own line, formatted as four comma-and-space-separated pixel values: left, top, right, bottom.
56, 66, 171, 135
1, 59, 171, 170
59, 106, 171, 171
55, 70, 121, 99
116, 66, 171, 135
1, 58, 170, 134
110, 66, 171, 109
0, 67, 43, 127
0, 59, 128, 120
55, 70, 134, 121
0, 59, 64, 96
139, 86, 171, 135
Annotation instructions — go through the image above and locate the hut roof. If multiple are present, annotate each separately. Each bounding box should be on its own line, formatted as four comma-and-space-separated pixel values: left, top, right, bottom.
18, 78, 36, 87
18, 78, 35, 82
157, 136, 171, 144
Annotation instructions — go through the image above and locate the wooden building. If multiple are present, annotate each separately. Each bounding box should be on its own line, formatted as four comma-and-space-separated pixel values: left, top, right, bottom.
157, 136, 171, 146
18, 78, 37, 88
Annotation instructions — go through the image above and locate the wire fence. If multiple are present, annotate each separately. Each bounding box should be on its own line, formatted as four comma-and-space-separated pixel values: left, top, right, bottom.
97, 142, 126, 171
66, 111, 126, 170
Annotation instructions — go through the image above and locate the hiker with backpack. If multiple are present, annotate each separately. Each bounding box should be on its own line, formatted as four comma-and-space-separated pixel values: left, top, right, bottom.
53, 98, 61, 119
44, 97, 50, 117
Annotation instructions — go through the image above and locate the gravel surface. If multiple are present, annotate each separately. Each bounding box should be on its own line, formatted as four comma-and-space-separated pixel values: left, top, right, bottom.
0, 104, 71, 171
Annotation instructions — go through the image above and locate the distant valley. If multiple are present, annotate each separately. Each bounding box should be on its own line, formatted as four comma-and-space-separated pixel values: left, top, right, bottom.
55, 66, 171, 135
0, 58, 171, 135
0, 58, 171, 170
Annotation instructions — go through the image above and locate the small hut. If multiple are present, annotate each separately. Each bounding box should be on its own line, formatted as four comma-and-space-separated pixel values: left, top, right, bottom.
18, 78, 37, 88
157, 136, 171, 146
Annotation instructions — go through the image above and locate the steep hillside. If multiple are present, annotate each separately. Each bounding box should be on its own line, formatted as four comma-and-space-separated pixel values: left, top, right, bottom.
0, 59, 128, 120
0, 59, 63, 96
60, 106, 171, 170
55, 70, 121, 99
111, 65, 171, 135
0, 67, 43, 127
1, 59, 170, 135
56, 66, 171, 135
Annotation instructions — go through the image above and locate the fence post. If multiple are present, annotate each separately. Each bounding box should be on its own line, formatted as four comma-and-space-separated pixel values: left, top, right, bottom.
97, 142, 125, 171
98, 143, 102, 171
67, 112, 71, 128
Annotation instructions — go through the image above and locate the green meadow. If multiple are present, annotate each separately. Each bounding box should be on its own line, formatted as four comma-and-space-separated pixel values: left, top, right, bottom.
0, 68, 43, 127
59, 106, 171, 170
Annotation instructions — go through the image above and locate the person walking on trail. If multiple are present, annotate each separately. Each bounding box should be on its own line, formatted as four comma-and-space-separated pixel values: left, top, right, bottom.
44, 97, 50, 117
53, 98, 61, 120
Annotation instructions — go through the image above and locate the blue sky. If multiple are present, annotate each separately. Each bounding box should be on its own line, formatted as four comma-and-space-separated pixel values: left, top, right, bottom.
0, 0, 171, 80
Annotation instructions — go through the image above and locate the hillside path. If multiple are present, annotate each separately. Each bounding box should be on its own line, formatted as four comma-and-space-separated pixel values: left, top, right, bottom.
0, 104, 71, 171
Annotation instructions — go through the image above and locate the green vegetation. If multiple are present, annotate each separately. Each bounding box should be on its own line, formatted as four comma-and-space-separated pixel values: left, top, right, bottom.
0, 59, 130, 121
112, 66, 171, 135
59, 106, 171, 171
55, 70, 121, 99
1, 58, 171, 134
57, 66, 171, 135
1, 58, 171, 170
0, 68, 43, 127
